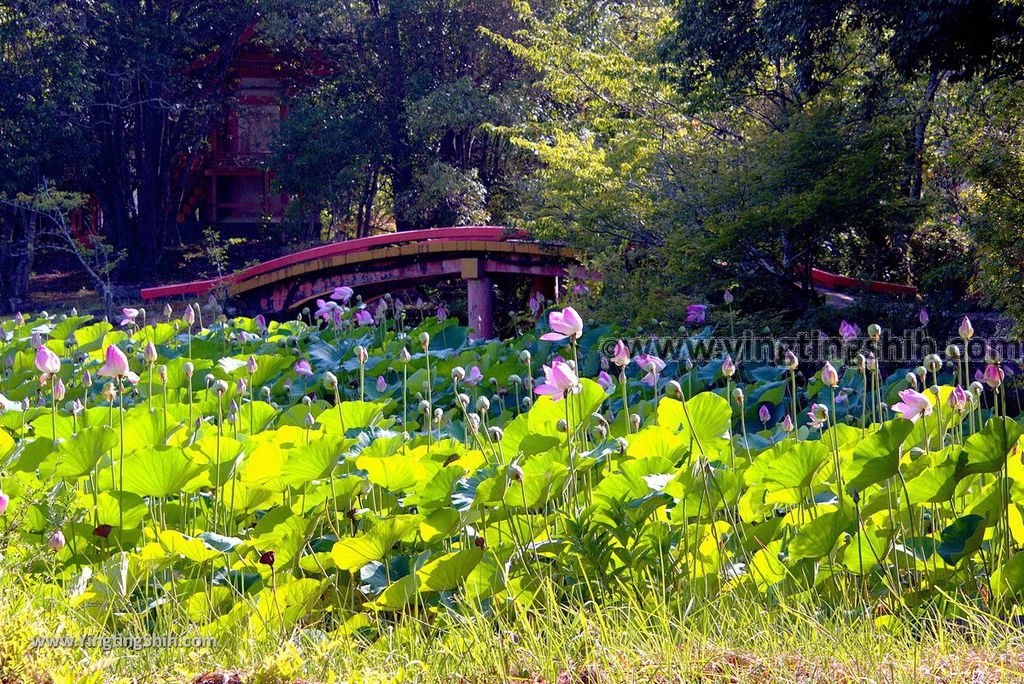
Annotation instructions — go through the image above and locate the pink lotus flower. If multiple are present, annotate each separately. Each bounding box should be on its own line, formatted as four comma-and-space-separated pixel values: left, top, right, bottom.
721, 355, 736, 378
35, 346, 61, 375
686, 304, 707, 324
636, 354, 666, 387
144, 341, 158, 364
807, 403, 829, 429
331, 286, 354, 304
0, 491, 8, 515
597, 370, 614, 389
464, 366, 483, 386
354, 309, 374, 326
295, 360, 313, 378
948, 385, 968, 412
984, 364, 1004, 389
758, 404, 771, 423
839, 320, 859, 340
436, 306, 447, 322
534, 361, 580, 401
119, 307, 139, 327
612, 340, 630, 368
782, 415, 794, 432
315, 299, 339, 321
540, 306, 584, 342
53, 377, 66, 402
376, 375, 387, 392
255, 314, 267, 332
890, 388, 933, 422
246, 356, 259, 375
98, 345, 139, 383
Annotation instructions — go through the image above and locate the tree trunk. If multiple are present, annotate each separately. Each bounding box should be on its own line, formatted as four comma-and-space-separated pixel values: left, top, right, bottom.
378, 2, 417, 231
0, 206, 36, 314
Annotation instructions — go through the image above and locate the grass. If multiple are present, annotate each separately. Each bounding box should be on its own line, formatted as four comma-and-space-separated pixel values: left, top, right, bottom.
4, 569, 1024, 683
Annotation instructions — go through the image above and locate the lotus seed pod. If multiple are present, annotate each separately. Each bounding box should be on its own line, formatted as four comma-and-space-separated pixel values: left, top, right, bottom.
474, 536, 485, 549
451, 366, 466, 381
905, 372, 918, 388
594, 425, 608, 441
262, 386, 272, 401
924, 354, 942, 372
356, 346, 368, 363
519, 350, 531, 363
488, 426, 504, 441
867, 324, 881, 341
784, 350, 799, 370
970, 381, 983, 398
915, 366, 927, 382
475, 396, 490, 413
324, 371, 338, 390
853, 354, 865, 368
157, 365, 167, 383
467, 412, 480, 432
615, 437, 628, 454
213, 380, 228, 395
418, 332, 430, 349
865, 353, 877, 371
204, 374, 215, 387
509, 374, 522, 385
731, 387, 744, 404
506, 464, 524, 482
630, 414, 642, 431
556, 419, 568, 433
102, 382, 117, 402
489, 377, 499, 388
302, 395, 312, 406
521, 397, 532, 409
667, 380, 682, 398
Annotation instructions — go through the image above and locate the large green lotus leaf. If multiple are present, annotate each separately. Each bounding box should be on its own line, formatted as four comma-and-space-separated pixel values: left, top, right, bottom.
281, 435, 348, 486
417, 547, 483, 592
419, 507, 461, 544
238, 442, 289, 492
840, 519, 892, 575
464, 557, 504, 602
963, 482, 1001, 527
763, 441, 828, 491
225, 480, 276, 514
748, 540, 787, 593
367, 574, 417, 611
624, 426, 687, 462
85, 490, 148, 529
185, 436, 247, 490
158, 530, 223, 563
788, 507, 853, 561
112, 447, 205, 498
11, 439, 54, 475
658, 394, 732, 454
161, 356, 214, 391
957, 417, 1024, 477
357, 451, 428, 492
502, 452, 569, 509
318, 401, 388, 434
51, 425, 119, 480
233, 401, 279, 435
289, 477, 366, 515
250, 578, 326, 637
406, 466, 465, 512
842, 418, 914, 492
50, 315, 94, 340
30, 406, 112, 442
500, 413, 560, 457
904, 454, 958, 505
0, 428, 14, 460
136, 322, 179, 346
121, 407, 179, 453
249, 506, 310, 571
992, 553, 1024, 598
937, 514, 986, 566
331, 515, 421, 572
69, 321, 113, 352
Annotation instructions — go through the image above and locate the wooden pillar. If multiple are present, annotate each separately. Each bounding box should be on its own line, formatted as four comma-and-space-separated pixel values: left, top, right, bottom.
462, 258, 494, 340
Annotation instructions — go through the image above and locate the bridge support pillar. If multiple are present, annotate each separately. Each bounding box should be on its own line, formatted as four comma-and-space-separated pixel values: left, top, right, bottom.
463, 258, 494, 340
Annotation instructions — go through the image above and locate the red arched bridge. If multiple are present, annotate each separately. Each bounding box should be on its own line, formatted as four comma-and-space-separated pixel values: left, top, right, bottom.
141, 227, 585, 339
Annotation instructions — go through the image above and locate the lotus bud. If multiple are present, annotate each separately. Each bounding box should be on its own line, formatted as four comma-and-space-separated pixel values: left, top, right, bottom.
144, 341, 158, 364
302, 395, 312, 406
959, 316, 974, 340
48, 530, 65, 551
157, 365, 168, 383
262, 386, 272, 402
721, 355, 736, 378
418, 332, 430, 350
183, 305, 195, 326
183, 362, 194, 379
731, 387, 744, 404
236, 378, 247, 395
102, 382, 117, 402
475, 396, 490, 413
53, 378, 65, 402
376, 375, 387, 393
984, 363, 1004, 389
356, 346, 368, 363
630, 414, 642, 431
400, 347, 411, 363
163, 303, 173, 319
821, 362, 839, 388
724, 289, 734, 304
867, 324, 881, 341
667, 380, 683, 398
758, 404, 771, 423
451, 366, 466, 382
246, 355, 258, 375
14, 312, 24, 327
782, 415, 794, 432
70, 399, 84, 416
851, 489, 860, 505
324, 372, 338, 390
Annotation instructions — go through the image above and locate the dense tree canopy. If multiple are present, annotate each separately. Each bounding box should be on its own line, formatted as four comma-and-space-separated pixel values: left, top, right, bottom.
1, 0, 1023, 326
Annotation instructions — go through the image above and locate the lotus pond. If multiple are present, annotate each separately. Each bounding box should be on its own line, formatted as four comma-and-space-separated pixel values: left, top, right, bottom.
2, 300, 1024, 681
